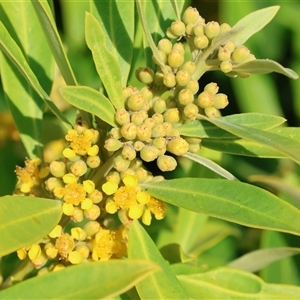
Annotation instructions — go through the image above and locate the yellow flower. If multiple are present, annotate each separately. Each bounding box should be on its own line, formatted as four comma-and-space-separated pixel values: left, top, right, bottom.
63, 183, 86, 205
92, 228, 115, 261
55, 233, 75, 258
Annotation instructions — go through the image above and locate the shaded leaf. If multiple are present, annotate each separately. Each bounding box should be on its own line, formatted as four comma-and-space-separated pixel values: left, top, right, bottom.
85, 12, 123, 109
0, 259, 159, 299
141, 178, 300, 236
0, 196, 62, 256
59, 86, 117, 127
128, 220, 190, 299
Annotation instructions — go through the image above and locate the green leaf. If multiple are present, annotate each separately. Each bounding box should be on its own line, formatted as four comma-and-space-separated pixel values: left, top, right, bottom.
228, 247, 300, 273
128, 220, 190, 299
59, 86, 117, 127
178, 267, 300, 299
90, 0, 135, 86
85, 12, 124, 109
231, 6, 280, 46
141, 178, 300, 236
198, 114, 300, 164
0, 20, 71, 130
31, 0, 77, 85
233, 59, 299, 79
177, 113, 285, 139
0, 196, 62, 257
0, 259, 159, 299
183, 152, 237, 180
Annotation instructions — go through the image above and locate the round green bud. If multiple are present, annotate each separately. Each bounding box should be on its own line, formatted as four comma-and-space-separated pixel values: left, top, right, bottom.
218, 47, 231, 62
158, 38, 173, 55
122, 86, 134, 101
134, 167, 149, 182
178, 88, 194, 105
70, 160, 88, 177
166, 27, 178, 39
153, 98, 167, 114
220, 61, 233, 73
168, 128, 180, 137
140, 87, 154, 102
186, 79, 199, 95
175, 70, 191, 86
163, 72, 176, 88
213, 93, 229, 109
131, 111, 145, 126
204, 21, 220, 39
157, 155, 177, 172
84, 204, 100, 221
106, 171, 121, 185
167, 137, 189, 156
89, 189, 103, 204
121, 123, 137, 140
136, 67, 154, 85
224, 41, 235, 53
163, 108, 180, 124
170, 20, 186, 37
140, 146, 159, 162
184, 137, 202, 144
196, 91, 214, 108
188, 143, 201, 153
204, 82, 219, 96
115, 108, 130, 125
193, 24, 204, 36
109, 128, 122, 140
220, 23, 231, 34
114, 155, 131, 172
45, 177, 63, 192
181, 61, 196, 75
152, 50, 168, 65
183, 103, 199, 119
172, 42, 185, 54
151, 123, 169, 138
127, 93, 145, 111
50, 161, 66, 178
182, 6, 200, 25
154, 71, 164, 86
143, 118, 156, 129
152, 112, 164, 124
83, 220, 100, 237
185, 23, 194, 35
104, 138, 123, 152
193, 34, 209, 49
122, 145, 136, 161
204, 106, 221, 118
168, 50, 184, 69
152, 137, 167, 150
136, 124, 152, 141
86, 155, 101, 168
231, 46, 250, 64
134, 141, 145, 151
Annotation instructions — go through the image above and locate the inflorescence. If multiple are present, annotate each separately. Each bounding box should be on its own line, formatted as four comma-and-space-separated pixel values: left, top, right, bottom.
14, 6, 255, 273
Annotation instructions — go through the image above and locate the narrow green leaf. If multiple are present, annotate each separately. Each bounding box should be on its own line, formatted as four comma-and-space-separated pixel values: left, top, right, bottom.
177, 113, 285, 138
183, 152, 237, 180
59, 86, 117, 127
231, 6, 280, 46
178, 267, 300, 299
228, 247, 300, 273
0, 196, 62, 257
85, 12, 123, 109
0, 21, 71, 129
90, 0, 135, 86
31, 0, 77, 85
141, 178, 300, 236
128, 220, 190, 299
0, 260, 159, 299
233, 59, 299, 79
198, 114, 300, 164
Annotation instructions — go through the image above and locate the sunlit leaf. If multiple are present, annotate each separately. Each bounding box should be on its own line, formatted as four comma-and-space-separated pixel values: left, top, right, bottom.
0, 196, 62, 256
0, 260, 159, 299
85, 12, 123, 109
142, 178, 300, 236
59, 86, 117, 127
128, 220, 190, 299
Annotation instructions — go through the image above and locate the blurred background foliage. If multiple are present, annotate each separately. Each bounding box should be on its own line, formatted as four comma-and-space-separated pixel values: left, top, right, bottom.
0, 0, 300, 285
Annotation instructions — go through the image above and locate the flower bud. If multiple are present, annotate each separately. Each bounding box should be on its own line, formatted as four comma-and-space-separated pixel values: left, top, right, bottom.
134, 141, 145, 151
136, 67, 154, 85
89, 190, 103, 204
163, 108, 180, 124
152, 137, 167, 150
231, 46, 250, 64
127, 93, 145, 111
163, 73, 176, 88
178, 88, 194, 105
213, 93, 229, 109
143, 118, 156, 129
71, 207, 84, 223
158, 38, 172, 55
140, 146, 159, 162
204, 82, 219, 96
71, 227, 87, 241
181, 61, 196, 75
106, 171, 121, 185
152, 50, 167, 65
135, 167, 149, 182
45, 177, 63, 192
152, 113, 164, 125
70, 160, 88, 177
115, 108, 130, 125
140, 87, 154, 102
84, 204, 101, 220
121, 123, 137, 140
122, 145, 136, 161
224, 41, 235, 53
167, 137, 189, 156
196, 91, 214, 108
186, 79, 199, 94
50, 161, 66, 178
114, 155, 131, 172
157, 154, 177, 172
185, 23, 194, 35
122, 86, 133, 100
172, 42, 185, 54
109, 127, 122, 139
86, 156, 100, 168
166, 27, 178, 39
104, 138, 123, 152
170, 20, 186, 37
182, 6, 200, 25
131, 111, 145, 126
84, 221, 100, 237
218, 47, 231, 61
153, 98, 167, 113
168, 50, 184, 69
188, 143, 201, 153
136, 124, 152, 141
154, 71, 164, 86
220, 23, 231, 34
175, 70, 191, 86
220, 61, 233, 73
193, 34, 209, 49
204, 21, 220, 39
183, 103, 199, 119
204, 106, 221, 118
